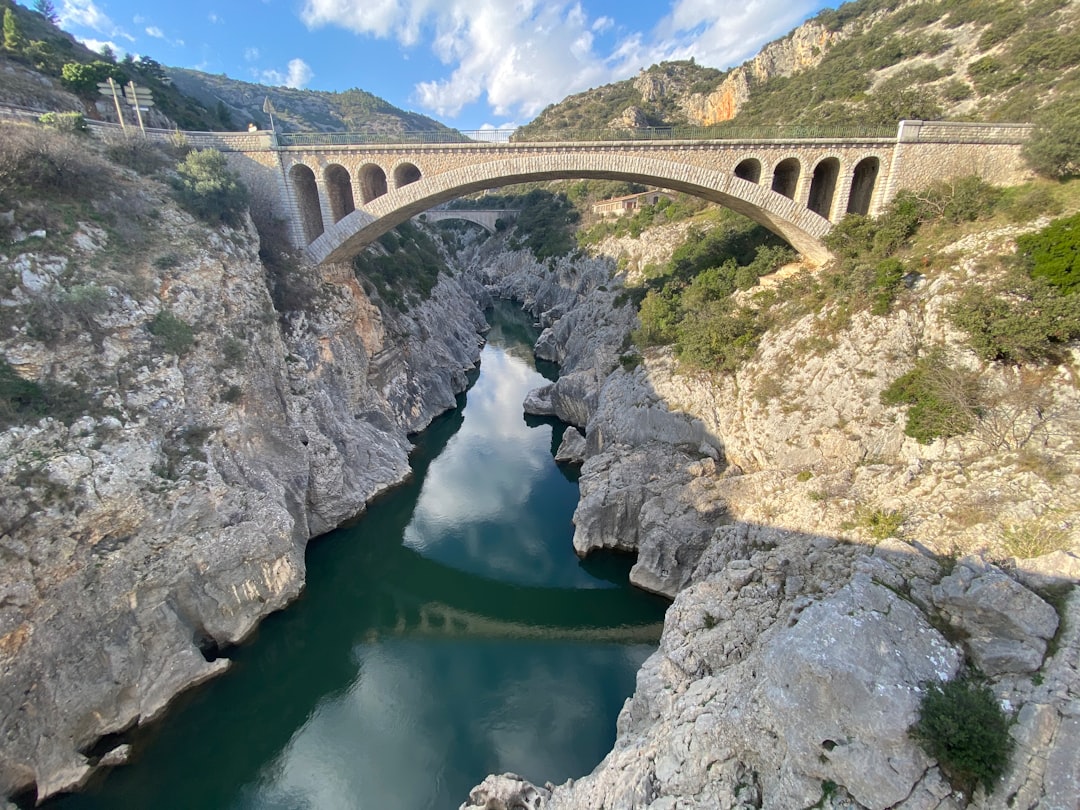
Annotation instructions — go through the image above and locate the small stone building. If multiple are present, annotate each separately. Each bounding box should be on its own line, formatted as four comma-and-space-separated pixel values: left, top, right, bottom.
592, 190, 675, 217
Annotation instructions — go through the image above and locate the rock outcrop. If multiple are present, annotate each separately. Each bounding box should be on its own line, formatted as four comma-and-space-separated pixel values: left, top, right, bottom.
0, 197, 486, 800
460, 224, 1080, 810
682, 22, 840, 125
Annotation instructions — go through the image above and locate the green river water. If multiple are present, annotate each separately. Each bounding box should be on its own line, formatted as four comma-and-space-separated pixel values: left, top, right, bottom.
51, 301, 667, 810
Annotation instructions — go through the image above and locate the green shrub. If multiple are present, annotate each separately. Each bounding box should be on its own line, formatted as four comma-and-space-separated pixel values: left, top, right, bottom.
171, 149, 249, 226
676, 300, 764, 373
911, 676, 1013, 795
60, 60, 125, 97
951, 270, 1080, 363
634, 288, 681, 346
1015, 211, 1080, 294
38, 111, 87, 134
872, 193, 925, 256
0, 357, 98, 427
1024, 94, 1080, 179
148, 310, 196, 356
220, 336, 247, 368
881, 349, 984, 443
931, 176, 1003, 224
824, 214, 878, 260
853, 505, 905, 539
871, 258, 907, 315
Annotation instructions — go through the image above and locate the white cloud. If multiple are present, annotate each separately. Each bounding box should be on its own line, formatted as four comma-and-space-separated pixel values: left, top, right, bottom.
650, 0, 823, 69
244, 47, 261, 61
260, 58, 315, 89
208, 12, 221, 24
77, 37, 122, 55
297, 0, 824, 122
145, 26, 164, 38
60, 0, 114, 32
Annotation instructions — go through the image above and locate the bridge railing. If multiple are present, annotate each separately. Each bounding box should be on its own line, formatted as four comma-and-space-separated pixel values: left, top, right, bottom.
278, 123, 899, 147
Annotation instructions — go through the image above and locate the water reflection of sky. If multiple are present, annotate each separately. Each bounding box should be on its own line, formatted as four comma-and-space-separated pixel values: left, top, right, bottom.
238, 641, 654, 810
49, 308, 662, 810
403, 345, 591, 588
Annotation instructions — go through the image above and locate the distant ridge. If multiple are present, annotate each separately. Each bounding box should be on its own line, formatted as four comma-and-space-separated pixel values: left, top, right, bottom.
166, 68, 456, 134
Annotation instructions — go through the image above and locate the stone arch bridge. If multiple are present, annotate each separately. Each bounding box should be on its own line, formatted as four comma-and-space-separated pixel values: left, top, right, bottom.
193, 120, 1030, 267
414, 208, 519, 233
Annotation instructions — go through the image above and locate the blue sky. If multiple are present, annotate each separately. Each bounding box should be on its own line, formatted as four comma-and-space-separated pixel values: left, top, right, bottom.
45, 0, 840, 131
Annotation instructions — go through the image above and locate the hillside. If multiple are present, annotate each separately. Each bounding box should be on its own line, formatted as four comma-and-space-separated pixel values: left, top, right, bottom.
517, 0, 1080, 136
164, 69, 454, 134
0, 0, 452, 135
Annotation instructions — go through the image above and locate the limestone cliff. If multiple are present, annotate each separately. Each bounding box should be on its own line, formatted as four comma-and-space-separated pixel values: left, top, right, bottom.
459, 221, 1080, 809
680, 21, 840, 126
0, 155, 486, 801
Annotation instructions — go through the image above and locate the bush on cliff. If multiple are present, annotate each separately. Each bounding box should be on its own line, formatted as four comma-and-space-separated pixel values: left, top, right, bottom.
880, 348, 985, 444
1024, 92, 1080, 179
950, 268, 1080, 364
911, 675, 1013, 796
1015, 210, 1080, 295
171, 148, 249, 227
0, 121, 110, 206
148, 310, 196, 356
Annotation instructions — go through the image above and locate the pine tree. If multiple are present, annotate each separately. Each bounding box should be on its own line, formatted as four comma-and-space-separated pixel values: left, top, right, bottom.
33, 0, 59, 25
3, 8, 27, 53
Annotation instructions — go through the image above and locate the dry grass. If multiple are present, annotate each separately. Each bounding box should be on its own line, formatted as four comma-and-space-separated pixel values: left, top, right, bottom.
999, 517, 1074, 559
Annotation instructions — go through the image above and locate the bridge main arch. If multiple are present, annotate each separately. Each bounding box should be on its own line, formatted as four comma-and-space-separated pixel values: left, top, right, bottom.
306, 152, 836, 267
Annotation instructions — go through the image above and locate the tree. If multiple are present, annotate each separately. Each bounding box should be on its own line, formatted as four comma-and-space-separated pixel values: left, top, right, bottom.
60, 60, 125, 97
3, 8, 26, 53
171, 149, 249, 226
135, 55, 167, 82
1024, 94, 1080, 179
33, 0, 59, 25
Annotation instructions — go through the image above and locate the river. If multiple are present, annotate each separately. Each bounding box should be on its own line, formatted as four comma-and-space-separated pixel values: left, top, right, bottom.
52, 301, 667, 810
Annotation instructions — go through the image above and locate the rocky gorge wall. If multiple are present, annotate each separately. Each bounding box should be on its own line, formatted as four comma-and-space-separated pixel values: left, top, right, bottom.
0, 198, 488, 802
458, 224, 1080, 809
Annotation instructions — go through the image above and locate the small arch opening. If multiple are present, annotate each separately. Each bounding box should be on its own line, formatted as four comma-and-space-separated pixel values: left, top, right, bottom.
394, 162, 422, 188
289, 164, 324, 243
324, 164, 355, 223
734, 158, 762, 184
847, 157, 881, 216
808, 157, 840, 218
771, 158, 801, 200
359, 163, 389, 204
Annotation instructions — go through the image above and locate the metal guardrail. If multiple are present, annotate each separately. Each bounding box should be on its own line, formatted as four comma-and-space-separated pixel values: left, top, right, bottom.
278, 123, 899, 147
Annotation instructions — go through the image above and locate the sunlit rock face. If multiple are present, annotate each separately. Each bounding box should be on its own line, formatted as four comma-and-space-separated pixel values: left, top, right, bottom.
457, 226, 1080, 810
0, 203, 487, 801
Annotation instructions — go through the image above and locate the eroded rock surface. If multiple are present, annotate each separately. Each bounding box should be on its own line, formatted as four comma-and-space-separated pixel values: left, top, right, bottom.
0, 208, 486, 800
460, 229, 1080, 810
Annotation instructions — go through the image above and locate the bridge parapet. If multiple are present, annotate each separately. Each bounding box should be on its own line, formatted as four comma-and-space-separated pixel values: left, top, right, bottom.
897, 120, 1032, 144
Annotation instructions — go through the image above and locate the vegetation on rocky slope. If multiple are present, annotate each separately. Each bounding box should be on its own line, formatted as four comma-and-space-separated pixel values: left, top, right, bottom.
518, 0, 1080, 134
0, 0, 452, 134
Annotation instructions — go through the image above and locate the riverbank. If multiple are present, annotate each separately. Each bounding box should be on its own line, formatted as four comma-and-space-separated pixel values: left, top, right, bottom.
457, 227, 1080, 809
0, 200, 488, 802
